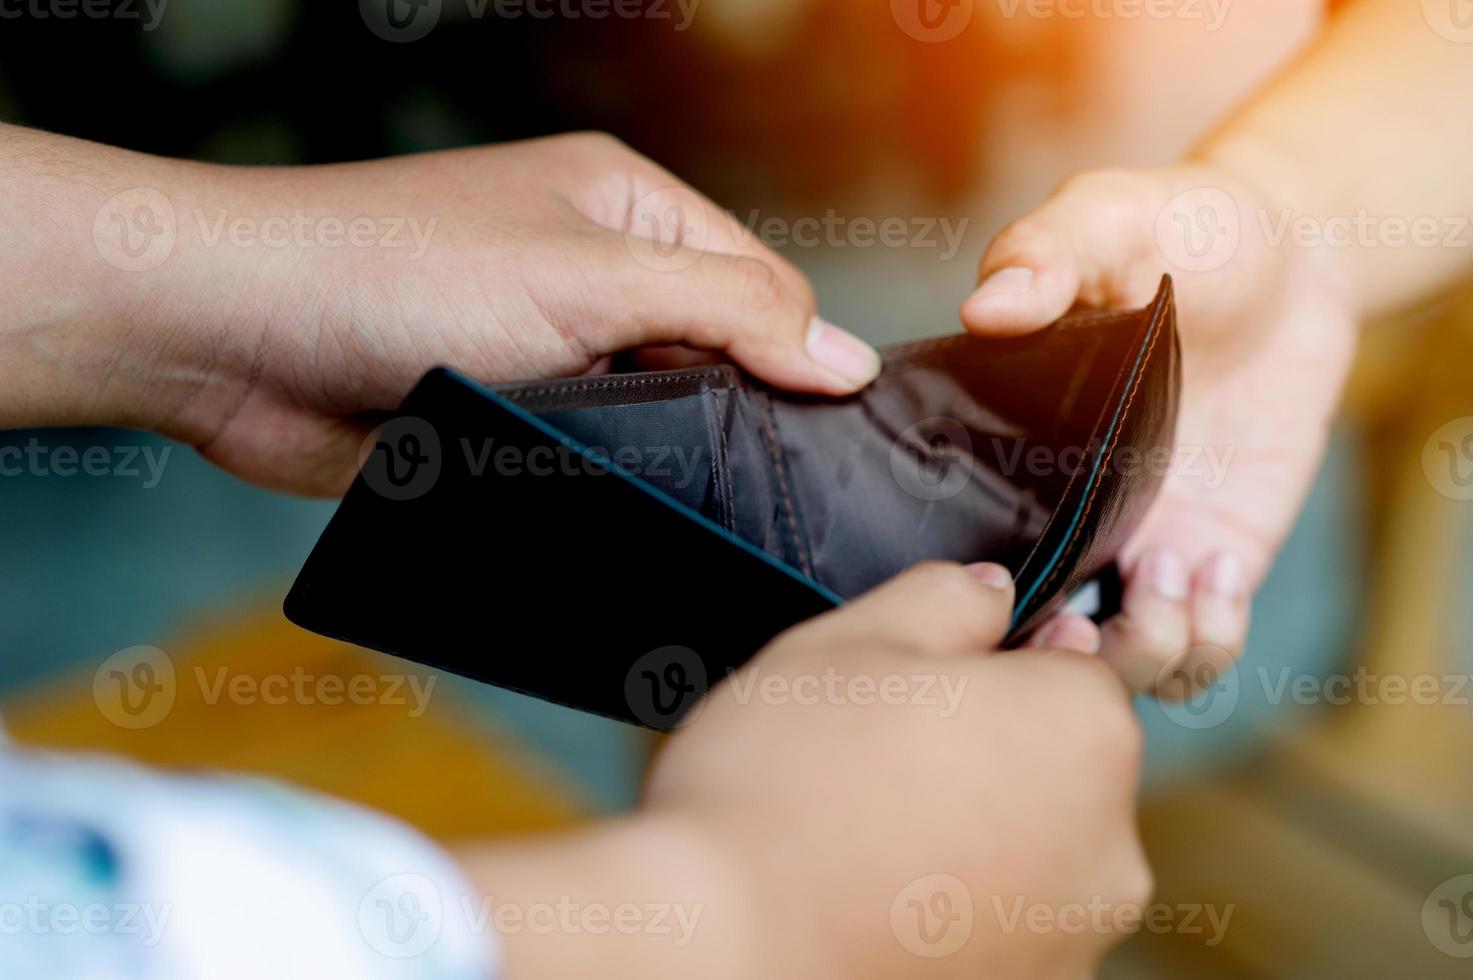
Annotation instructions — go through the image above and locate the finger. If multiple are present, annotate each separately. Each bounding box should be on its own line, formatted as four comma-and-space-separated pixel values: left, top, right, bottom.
608, 235, 881, 396
961, 171, 1163, 336
1153, 552, 1251, 702
1097, 548, 1192, 693
962, 225, 1083, 335
817, 562, 1016, 658
1189, 552, 1251, 655
1025, 614, 1103, 656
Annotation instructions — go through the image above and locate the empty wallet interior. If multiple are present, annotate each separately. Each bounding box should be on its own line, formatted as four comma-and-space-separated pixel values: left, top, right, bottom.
493, 276, 1178, 633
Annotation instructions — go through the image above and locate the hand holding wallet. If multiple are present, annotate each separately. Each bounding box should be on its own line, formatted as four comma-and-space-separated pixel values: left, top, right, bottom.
285, 276, 1179, 728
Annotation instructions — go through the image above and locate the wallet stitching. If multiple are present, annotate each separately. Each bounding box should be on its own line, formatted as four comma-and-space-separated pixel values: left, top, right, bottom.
502, 369, 737, 403
753, 390, 814, 578
705, 387, 738, 532
1025, 304, 1167, 612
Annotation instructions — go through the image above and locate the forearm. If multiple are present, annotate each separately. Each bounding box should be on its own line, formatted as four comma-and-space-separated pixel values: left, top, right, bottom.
1197, 0, 1473, 320
452, 815, 773, 980
0, 123, 294, 439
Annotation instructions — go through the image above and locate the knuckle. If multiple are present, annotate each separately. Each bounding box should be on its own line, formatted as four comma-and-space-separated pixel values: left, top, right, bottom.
901, 561, 984, 602
1049, 652, 1143, 767
1118, 847, 1156, 913
563, 130, 628, 155
989, 215, 1053, 262
733, 256, 788, 314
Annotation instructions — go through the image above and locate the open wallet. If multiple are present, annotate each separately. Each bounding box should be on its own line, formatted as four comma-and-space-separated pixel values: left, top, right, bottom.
285, 275, 1180, 729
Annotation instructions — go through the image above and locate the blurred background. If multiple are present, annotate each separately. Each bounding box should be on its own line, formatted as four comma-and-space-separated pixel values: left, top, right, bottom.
2, 0, 1472, 975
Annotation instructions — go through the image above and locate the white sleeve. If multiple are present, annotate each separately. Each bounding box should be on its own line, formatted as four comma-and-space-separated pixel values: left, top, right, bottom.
0, 748, 500, 980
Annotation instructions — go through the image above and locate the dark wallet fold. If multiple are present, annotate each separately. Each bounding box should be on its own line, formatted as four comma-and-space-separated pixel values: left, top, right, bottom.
285, 276, 1179, 729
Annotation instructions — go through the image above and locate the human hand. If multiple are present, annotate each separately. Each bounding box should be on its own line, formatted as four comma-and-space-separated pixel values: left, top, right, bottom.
8, 127, 879, 495
961, 163, 1358, 693
638, 563, 1149, 979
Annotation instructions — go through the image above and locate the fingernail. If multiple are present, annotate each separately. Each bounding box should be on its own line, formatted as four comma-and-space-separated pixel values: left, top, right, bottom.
1142, 550, 1188, 601
966, 267, 1034, 306
1206, 552, 1246, 598
1033, 617, 1101, 655
806, 316, 881, 387
966, 562, 1013, 591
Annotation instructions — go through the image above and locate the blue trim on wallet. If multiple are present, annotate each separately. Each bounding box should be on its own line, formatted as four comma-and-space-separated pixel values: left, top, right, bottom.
1010, 315, 1159, 626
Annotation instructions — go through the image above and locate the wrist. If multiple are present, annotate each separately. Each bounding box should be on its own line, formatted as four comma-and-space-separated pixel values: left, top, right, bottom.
1193, 133, 1360, 320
